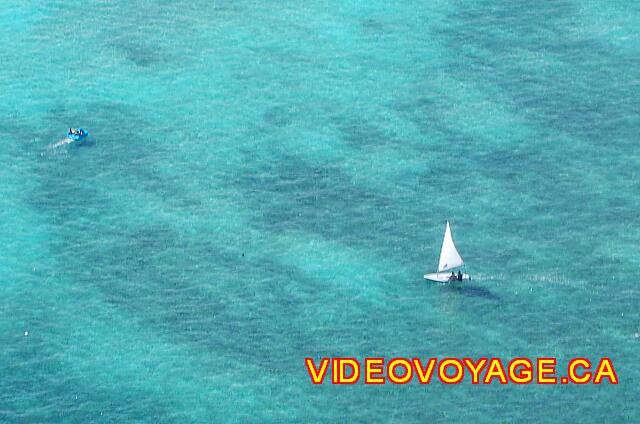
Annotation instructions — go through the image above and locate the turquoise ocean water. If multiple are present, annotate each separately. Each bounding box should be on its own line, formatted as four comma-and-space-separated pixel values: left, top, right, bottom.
1, 1, 639, 422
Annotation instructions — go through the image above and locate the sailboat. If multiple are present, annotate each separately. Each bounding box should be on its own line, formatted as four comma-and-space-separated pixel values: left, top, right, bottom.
424, 221, 471, 283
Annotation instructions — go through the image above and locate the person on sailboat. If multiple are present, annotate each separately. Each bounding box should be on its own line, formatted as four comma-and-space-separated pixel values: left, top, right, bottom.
457, 270, 463, 281
449, 272, 457, 282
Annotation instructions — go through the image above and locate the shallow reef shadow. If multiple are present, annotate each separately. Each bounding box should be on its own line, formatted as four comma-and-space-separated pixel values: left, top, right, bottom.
444, 282, 501, 301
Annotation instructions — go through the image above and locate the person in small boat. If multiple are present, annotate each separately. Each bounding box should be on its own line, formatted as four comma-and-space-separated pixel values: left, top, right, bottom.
457, 270, 463, 281
69, 128, 79, 135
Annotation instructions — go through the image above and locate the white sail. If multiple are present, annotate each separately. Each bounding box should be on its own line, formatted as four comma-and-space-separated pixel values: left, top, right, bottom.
437, 221, 464, 272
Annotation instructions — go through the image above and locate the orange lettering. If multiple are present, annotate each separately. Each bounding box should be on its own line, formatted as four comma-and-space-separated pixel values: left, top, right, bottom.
365, 358, 385, 384
568, 358, 591, 384
463, 358, 488, 384
594, 358, 618, 384
332, 358, 360, 384
388, 358, 413, 384
537, 358, 557, 384
508, 358, 533, 384
483, 358, 508, 384
439, 358, 464, 384
305, 358, 329, 384
412, 358, 437, 384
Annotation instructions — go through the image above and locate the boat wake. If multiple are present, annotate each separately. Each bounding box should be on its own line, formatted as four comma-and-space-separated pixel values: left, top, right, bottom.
48, 138, 74, 149
468, 273, 509, 281
461, 272, 573, 284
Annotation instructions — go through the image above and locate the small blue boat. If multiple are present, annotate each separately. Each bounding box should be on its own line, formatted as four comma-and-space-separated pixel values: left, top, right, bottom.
67, 128, 89, 141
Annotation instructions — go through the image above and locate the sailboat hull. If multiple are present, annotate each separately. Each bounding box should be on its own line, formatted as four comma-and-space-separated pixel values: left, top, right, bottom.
423, 272, 471, 283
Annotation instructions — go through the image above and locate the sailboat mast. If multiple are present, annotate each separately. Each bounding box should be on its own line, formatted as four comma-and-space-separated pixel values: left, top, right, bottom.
437, 220, 448, 272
